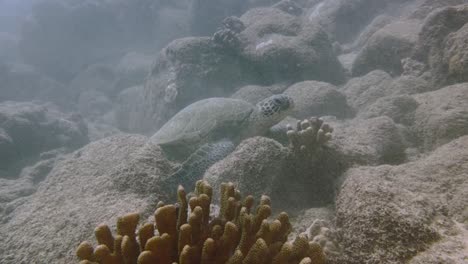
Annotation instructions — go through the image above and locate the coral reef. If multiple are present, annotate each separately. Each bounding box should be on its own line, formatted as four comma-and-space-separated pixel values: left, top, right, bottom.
302, 220, 342, 262
286, 117, 333, 159
76, 181, 326, 264
212, 17, 245, 52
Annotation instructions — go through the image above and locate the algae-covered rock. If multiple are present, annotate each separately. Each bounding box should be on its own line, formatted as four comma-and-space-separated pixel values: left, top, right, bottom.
352, 20, 422, 76
336, 135, 468, 263
413, 82, 468, 151
0, 135, 174, 263
284, 81, 352, 119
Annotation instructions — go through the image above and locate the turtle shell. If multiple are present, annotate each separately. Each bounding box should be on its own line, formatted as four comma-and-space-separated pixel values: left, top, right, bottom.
149, 98, 255, 148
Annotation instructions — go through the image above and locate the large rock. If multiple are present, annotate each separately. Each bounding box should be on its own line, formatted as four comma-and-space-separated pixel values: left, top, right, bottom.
284, 81, 353, 119
141, 37, 253, 132
330, 116, 407, 165
0, 101, 88, 177
358, 95, 419, 125
412, 4, 468, 86
443, 22, 468, 84
335, 135, 468, 263
342, 70, 393, 111
0, 149, 66, 223
412, 83, 468, 151
343, 70, 434, 112
342, 14, 393, 52
0, 135, 175, 263
239, 5, 346, 85
203, 135, 344, 209
406, 0, 468, 19
203, 137, 288, 202
308, 0, 408, 43
352, 20, 422, 76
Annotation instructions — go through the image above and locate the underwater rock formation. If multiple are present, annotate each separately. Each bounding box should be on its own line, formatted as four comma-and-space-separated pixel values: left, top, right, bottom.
342, 70, 393, 111
283, 81, 352, 119
0, 135, 171, 263
203, 137, 288, 202
309, 0, 408, 43
141, 37, 252, 132
0, 101, 88, 177
358, 94, 419, 125
336, 135, 468, 263
239, 5, 345, 85
412, 4, 468, 86
204, 117, 339, 209
412, 82, 468, 151
352, 20, 422, 76
330, 116, 407, 165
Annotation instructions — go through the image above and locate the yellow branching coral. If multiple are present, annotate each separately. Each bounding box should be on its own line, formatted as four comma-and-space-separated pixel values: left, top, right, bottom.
76, 181, 326, 264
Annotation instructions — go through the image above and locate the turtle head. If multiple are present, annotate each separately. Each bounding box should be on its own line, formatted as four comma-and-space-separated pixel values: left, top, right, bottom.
257, 94, 294, 118
242, 94, 294, 138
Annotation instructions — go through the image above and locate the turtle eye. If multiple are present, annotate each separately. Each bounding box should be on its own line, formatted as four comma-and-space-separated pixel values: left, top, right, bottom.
274, 98, 282, 105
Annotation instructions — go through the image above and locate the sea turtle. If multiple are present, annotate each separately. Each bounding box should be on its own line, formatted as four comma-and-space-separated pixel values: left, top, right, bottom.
149, 94, 294, 193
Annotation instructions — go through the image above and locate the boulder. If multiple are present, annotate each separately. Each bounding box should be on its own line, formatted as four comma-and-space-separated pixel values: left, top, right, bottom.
0, 135, 175, 263
406, 0, 468, 20
284, 81, 353, 119
342, 70, 393, 111
343, 70, 433, 112
141, 37, 253, 132
239, 6, 346, 85
412, 82, 468, 151
0, 149, 66, 223
390, 75, 435, 95
342, 14, 393, 52
330, 116, 407, 165
308, 0, 408, 43
443, 22, 468, 84
335, 135, 468, 263
352, 20, 422, 76
0, 101, 88, 176
359, 95, 419, 125
203, 137, 288, 202
412, 4, 468, 86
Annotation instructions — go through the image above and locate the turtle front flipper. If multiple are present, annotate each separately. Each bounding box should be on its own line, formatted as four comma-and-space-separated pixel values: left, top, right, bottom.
160, 139, 235, 197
